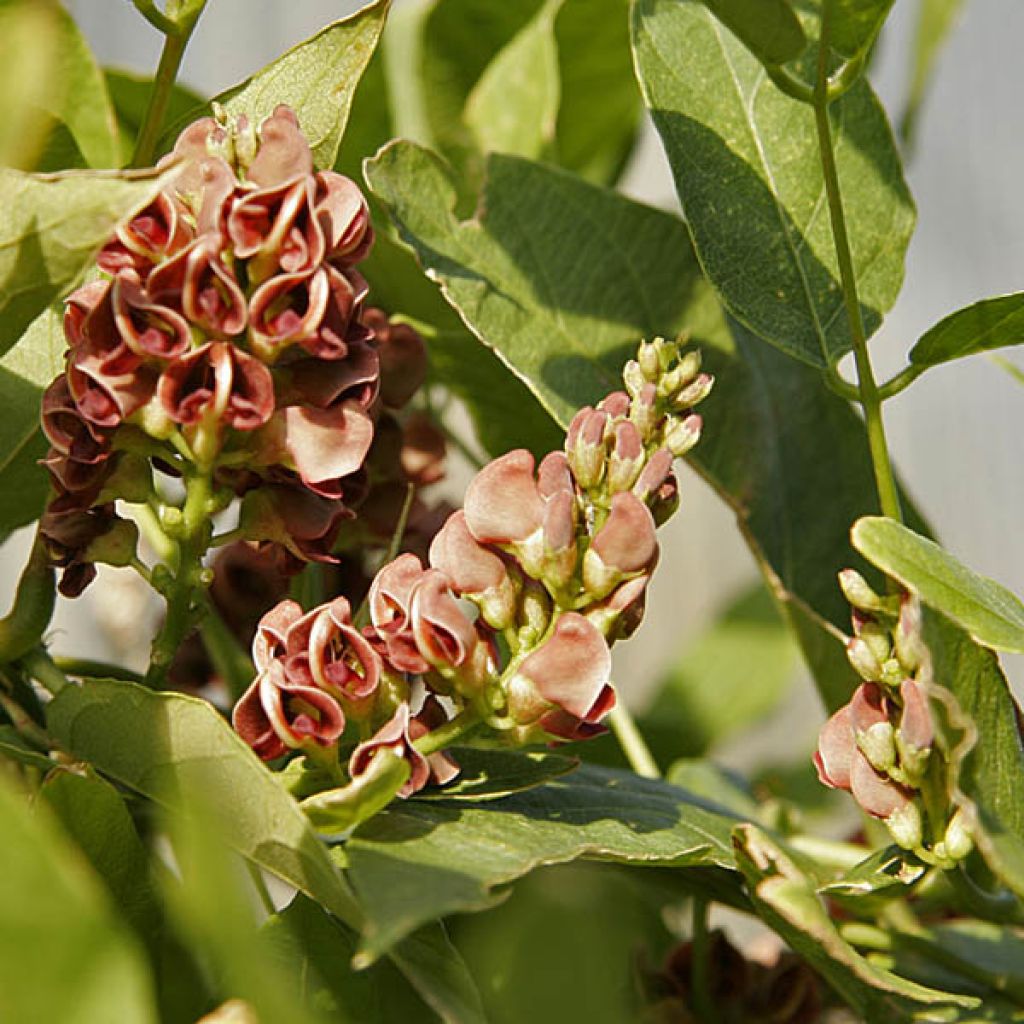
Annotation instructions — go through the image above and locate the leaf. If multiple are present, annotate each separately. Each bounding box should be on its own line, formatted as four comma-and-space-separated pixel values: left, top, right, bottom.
344, 762, 740, 959
818, 845, 926, 913
413, 747, 579, 801
463, 0, 561, 161
828, 0, 896, 58
901, 0, 966, 143
852, 517, 1024, 654
365, 141, 717, 429
0, 773, 157, 1023
733, 824, 979, 1018
0, 165, 174, 354
0, 307, 64, 540
665, 759, 762, 819
640, 584, 799, 763
301, 747, 411, 834
104, 69, 205, 166
909, 293, 1024, 368
45, 678, 359, 927
0, 0, 119, 171
40, 768, 158, 938
215, 0, 389, 171
632, 0, 915, 368
263, 895, 432, 1020
700, 0, 807, 67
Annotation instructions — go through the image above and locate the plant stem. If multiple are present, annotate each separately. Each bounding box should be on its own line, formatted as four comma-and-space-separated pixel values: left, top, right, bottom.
690, 897, 715, 1023
19, 648, 70, 695
132, 30, 190, 167
52, 657, 144, 684
608, 702, 660, 779
813, 8, 903, 524
413, 706, 481, 756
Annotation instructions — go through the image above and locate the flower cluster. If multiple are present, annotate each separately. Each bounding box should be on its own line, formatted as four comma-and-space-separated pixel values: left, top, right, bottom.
38, 105, 387, 594
233, 337, 713, 802
814, 572, 970, 863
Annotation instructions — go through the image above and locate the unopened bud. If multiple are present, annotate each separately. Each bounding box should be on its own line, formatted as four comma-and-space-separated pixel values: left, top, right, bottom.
629, 382, 659, 440
857, 721, 896, 773
857, 620, 892, 666
665, 414, 702, 457
671, 372, 714, 410
565, 407, 607, 490
838, 569, 885, 614
638, 340, 661, 381
894, 595, 926, 674
943, 808, 973, 862
886, 801, 923, 851
673, 349, 702, 386
607, 421, 645, 492
518, 580, 552, 647
847, 636, 883, 681
623, 359, 646, 399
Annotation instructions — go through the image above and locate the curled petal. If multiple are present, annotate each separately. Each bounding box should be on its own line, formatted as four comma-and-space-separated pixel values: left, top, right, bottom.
410, 568, 479, 671
429, 511, 509, 597
813, 704, 855, 791
112, 272, 191, 360
585, 574, 650, 640
64, 280, 109, 349
591, 492, 658, 574
41, 377, 111, 462
348, 704, 429, 798
67, 349, 156, 428
99, 192, 192, 276
512, 612, 611, 721
367, 553, 430, 674
249, 269, 331, 358
277, 401, 373, 495
849, 682, 889, 733
241, 483, 350, 564
899, 678, 933, 751
246, 106, 313, 187
274, 341, 380, 410
539, 684, 616, 741
298, 266, 369, 361
252, 598, 304, 671
408, 695, 461, 786
850, 752, 912, 819
309, 596, 382, 704
364, 307, 426, 409
315, 171, 373, 266
464, 449, 544, 545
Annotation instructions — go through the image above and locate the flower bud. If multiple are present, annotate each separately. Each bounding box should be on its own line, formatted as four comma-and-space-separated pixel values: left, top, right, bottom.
894, 595, 926, 674
637, 340, 661, 381
565, 407, 607, 489
857, 721, 896, 773
607, 420, 645, 493
895, 677, 932, 782
623, 359, 646, 399
837, 569, 885, 614
664, 413, 702, 457
629, 382, 659, 440
632, 448, 673, 504
886, 801, 923, 851
943, 808, 973, 862
846, 636, 883, 681
582, 492, 658, 600
670, 372, 713, 410
347, 703, 430, 799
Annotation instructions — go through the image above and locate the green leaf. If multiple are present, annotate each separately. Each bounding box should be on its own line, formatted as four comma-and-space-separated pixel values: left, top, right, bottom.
700, 0, 807, 67
0, 773, 157, 1022
413, 747, 579, 801
0, 307, 64, 540
0, 0, 119, 171
301, 747, 411, 834
0, 165, 174, 354
665, 759, 762, 819
104, 69, 205, 167
463, 0, 561, 160
45, 679, 359, 926
852, 517, 1024, 654
632, 0, 915, 367
40, 768, 158, 938
901, 0, 966, 143
345, 762, 739, 959
818, 845, 927, 913
909, 293, 1024, 368
641, 584, 799, 763
733, 824, 979, 1018
213, 0, 389, 171
365, 141, 718, 428
828, 0, 896, 59
263, 895, 432, 1020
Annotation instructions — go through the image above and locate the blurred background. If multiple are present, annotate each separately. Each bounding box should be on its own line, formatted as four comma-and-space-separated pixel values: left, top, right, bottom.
5, 0, 1023, 781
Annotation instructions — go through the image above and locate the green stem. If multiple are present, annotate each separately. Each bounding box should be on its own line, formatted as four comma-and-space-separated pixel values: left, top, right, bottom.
132, 30, 190, 167
0, 534, 55, 664
765, 64, 814, 104
608, 702, 660, 779
19, 648, 69, 695
52, 657, 144, 684
0, 688, 50, 749
813, 9, 902, 524
878, 364, 924, 401
199, 596, 255, 701
413, 706, 481, 756
127, 502, 177, 564
690, 897, 715, 1023
382, 483, 416, 566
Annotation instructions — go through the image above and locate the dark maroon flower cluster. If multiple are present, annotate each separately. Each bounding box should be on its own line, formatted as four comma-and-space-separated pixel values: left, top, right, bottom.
39, 106, 389, 594
234, 338, 713, 802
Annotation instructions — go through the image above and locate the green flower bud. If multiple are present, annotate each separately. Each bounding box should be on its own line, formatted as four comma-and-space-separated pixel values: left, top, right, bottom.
638, 340, 661, 381
623, 359, 646, 399
886, 801, 923, 851
857, 721, 896, 773
665, 413, 702, 457
894, 595, 926, 674
943, 808, 974, 862
837, 569, 885, 614
671, 372, 714, 410
847, 636, 883, 681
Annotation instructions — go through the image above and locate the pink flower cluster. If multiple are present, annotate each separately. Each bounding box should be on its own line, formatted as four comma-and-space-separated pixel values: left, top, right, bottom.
234, 338, 713, 800
38, 106, 406, 593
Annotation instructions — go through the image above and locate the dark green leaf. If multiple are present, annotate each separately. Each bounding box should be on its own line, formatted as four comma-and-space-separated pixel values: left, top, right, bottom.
0, 725, 53, 771
40, 768, 158, 937
45, 678, 359, 926
910, 293, 1024, 368
0, 307, 64, 540
901, 0, 966, 143
463, 0, 561, 161
665, 759, 762, 819
263, 895, 432, 1020
345, 762, 739, 959
0, 774, 156, 1022
700, 0, 807, 66
632, 0, 914, 367
733, 824, 978, 1018
828, 0, 896, 58
0, 166, 174, 354
641, 584, 799, 762
104, 69, 204, 166
853, 517, 1024, 654
215, 0, 390, 170
413, 747, 578, 801
365, 141, 718, 428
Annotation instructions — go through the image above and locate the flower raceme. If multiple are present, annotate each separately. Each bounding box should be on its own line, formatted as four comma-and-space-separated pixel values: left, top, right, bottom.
233, 337, 714, 811
39, 105, 428, 593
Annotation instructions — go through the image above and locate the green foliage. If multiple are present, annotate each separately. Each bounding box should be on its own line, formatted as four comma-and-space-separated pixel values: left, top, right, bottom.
828, 0, 896, 59
632, 0, 915, 368
413, 748, 579, 801
853, 517, 1024, 654
345, 763, 741, 959
910, 293, 1024, 368
700, 0, 807, 66
0, 773, 157, 1023
104, 69, 204, 165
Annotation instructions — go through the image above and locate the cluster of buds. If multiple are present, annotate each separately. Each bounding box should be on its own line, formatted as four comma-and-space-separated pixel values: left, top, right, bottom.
233, 338, 713, 802
814, 572, 970, 864
38, 105, 399, 594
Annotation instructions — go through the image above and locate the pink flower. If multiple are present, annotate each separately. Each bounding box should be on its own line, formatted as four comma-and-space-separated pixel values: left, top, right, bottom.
111, 271, 191, 360
245, 105, 313, 188
162, 118, 236, 233
367, 553, 431, 674
409, 568, 483, 677
464, 449, 545, 545
308, 596, 382, 708
347, 703, 435, 798
506, 612, 615, 738
98, 192, 192, 278
582, 492, 658, 598
314, 170, 373, 267
363, 307, 426, 409
249, 268, 331, 359
232, 660, 345, 762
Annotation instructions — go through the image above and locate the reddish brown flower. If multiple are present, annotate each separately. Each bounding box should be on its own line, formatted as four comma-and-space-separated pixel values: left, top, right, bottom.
367, 553, 431, 674
249, 268, 331, 359
583, 491, 658, 598
240, 482, 350, 565
409, 568, 482, 676
111, 271, 191, 360
308, 596, 382, 708
314, 171, 373, 267
348, 703, 431, 798
363, 307, 426, 410
464, 449, 545, 545
273, 340, 380, 411
41, 377, 112, 463
98, 192, 192, 278
245, 105, 313, 188
162, 117, 236, 233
